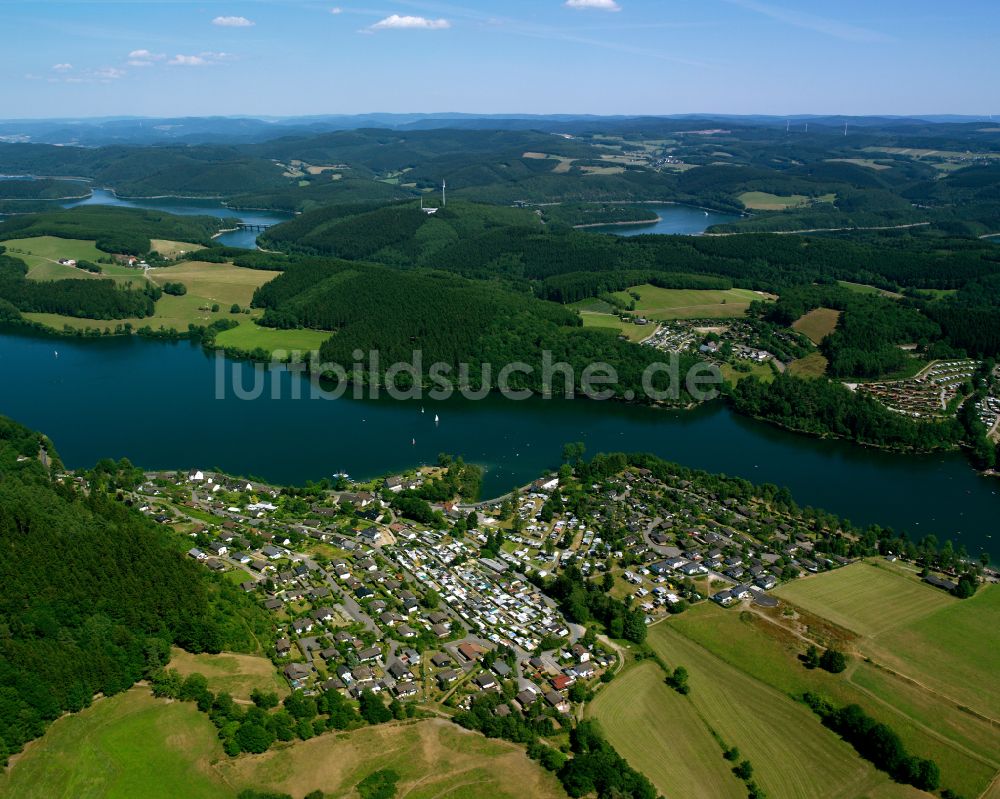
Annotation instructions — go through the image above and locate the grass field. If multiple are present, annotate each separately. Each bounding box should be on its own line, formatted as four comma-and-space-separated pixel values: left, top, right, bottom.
825, 158, 892, 171
0, 691, 565, 799
873, 584, 1000, 719
720, 360, 775, 384
588, 662, 744, 799
214, 321, 333, 354
662, 602, 1000, 798
738, 191, 836, 211
774, 562, 954, 638
23, 261, 279, 334
168, 648, 289, 701
646, 622, 924, 799
837, 280, 903, 299
578, 311, 651, 342
146, 261, 277, 308
792, 307, 841, 344
5, 236, 106, 281
609, 284, 769, 320
0, 689, 229, 799
150, 239, 203, 259
216, 718, 565, 799
788, 351, 829, 378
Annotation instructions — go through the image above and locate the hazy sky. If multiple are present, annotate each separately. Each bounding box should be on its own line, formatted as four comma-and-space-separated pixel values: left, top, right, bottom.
1, 0, 998, 118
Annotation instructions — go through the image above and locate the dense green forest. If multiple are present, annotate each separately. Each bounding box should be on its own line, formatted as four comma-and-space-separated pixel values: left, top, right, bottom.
0, 206, 222, 255
2, 120, 997, 222
252, 259, 706, 402
0, 417, 272, 764
0, 178, 90, 200
0, 248, 157, 319
730, 373, 964, 452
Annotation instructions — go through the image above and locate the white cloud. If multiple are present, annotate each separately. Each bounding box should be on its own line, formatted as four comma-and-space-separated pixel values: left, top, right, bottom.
169, 54, 209, 66
330, 7, 342, 14
52, 63, 73, 72
564, 0, 621, 10
212, 15, 254, 27
167, 52, 232, 67
127, 49, 165, 66
370, 14, 450, 30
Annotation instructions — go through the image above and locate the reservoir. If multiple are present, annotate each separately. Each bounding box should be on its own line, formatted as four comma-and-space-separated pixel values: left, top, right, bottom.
588, 204, 738, 236
63, 189, 293, 249
0, 330, 995, 559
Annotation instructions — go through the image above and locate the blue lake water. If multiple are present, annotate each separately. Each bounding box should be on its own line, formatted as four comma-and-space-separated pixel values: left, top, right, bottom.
0, 330, 995, 559
589, 204, 739, 236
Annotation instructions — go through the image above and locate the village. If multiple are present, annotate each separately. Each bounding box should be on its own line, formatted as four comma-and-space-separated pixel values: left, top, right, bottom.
114, 455, 872, 722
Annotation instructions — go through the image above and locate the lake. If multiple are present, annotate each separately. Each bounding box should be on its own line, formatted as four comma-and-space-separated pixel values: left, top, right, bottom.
588, 204, 739, 236
0, 329, 995, 558
63, 189, 293, 249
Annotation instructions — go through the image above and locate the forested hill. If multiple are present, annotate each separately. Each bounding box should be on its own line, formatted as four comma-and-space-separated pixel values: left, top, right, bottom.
0, 205, 223, 256
252, 260, 706, 402
0, 417, 272, 765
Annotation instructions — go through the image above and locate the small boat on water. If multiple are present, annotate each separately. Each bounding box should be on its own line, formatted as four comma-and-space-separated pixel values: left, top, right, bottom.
434, 413, 440, 424
412, 438, 416, 446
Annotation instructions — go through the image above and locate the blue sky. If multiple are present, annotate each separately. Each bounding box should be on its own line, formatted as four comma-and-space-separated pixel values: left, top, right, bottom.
1, 0, 997, 118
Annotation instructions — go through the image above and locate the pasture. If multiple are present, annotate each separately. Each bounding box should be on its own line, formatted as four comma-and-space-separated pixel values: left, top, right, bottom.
609, 284, 768, 320
214, 321, 332, 354
738, 191, 836, 211
146, 261, 277, 308
588, 661, 744, 799
792, 307, 841, 344
577, 311, 651, 342
4, 236, 106, 281
216, 718, 565, 799
663, 602, 1000, 798
837, 280, 903, 299
873, 584, 1000, 719
0, 689, 228, 799
646, 622, 924, 799
150, 239, 202, 259
787, 351, 828, 378
720, 360, 775, 384
168, 648, 289, 701
825, 158, 892, 171
773, 561, 953, 638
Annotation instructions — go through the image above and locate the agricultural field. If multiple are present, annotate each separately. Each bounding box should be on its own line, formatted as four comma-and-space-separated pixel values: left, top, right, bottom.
609, 284, 768, 320
720, 360, 776, 384
873, 584, 1000, 719
150, 239, 203, 259
825, 158, 892, 171
577, 311, 652, 342
168, 648, 289, 701
4, 236, 107, 281
216, 718, 565, 799
788, 351, 829, 378
792, 307, 841, 344
146, 261, 277, 308
663, 602, 1000, 798
22, 260, 278, 334
646, 622, 924, 799
0, 691, 565, 799
837, 280, 903, 299
773, 561, 954, 638
588, 661, 745, 799
0, 689, 229, 799
738, 191, 836, 210
214, 321, 332, 354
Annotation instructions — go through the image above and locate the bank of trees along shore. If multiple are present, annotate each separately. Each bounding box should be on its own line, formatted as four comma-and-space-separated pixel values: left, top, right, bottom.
0, 416, 272, 765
